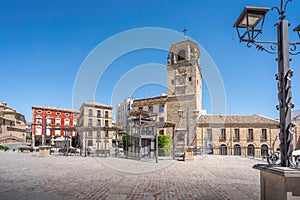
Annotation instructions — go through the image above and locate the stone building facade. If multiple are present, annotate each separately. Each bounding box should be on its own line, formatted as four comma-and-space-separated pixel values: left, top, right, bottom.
131, 94, 167, 134
166, 39, 202, 152
116, 97, 132, 131
115, 37, 300, 159
292, 119, 300, 149
197, 114, 280, 157
79, 102, 115, 153
0, 102, 26, 144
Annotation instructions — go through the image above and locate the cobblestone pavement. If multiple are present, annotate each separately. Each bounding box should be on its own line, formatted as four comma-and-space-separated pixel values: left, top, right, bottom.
0, 151, 265, 200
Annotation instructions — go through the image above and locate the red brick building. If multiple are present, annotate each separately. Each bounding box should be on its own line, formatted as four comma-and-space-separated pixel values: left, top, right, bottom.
32, 106, 80, 147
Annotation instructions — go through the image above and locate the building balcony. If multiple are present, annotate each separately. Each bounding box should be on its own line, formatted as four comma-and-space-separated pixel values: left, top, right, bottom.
97, 115, 101, 118
260, 138, 267, 142
219, 137, 226, 142
233, 138, 240, 142
247, 138, 254, 142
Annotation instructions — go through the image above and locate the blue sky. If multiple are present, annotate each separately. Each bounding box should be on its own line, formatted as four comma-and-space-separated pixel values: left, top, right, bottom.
1, 0, 300, 121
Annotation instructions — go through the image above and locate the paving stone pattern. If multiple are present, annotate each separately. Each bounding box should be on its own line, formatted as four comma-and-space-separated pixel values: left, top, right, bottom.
0, 152, 265, 200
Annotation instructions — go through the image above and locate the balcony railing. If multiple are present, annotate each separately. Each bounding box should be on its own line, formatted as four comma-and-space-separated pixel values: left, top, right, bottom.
233, 138, 240, 142
247, 138, 254, 142
219, 137, 226, 142
260, 138, 267, 142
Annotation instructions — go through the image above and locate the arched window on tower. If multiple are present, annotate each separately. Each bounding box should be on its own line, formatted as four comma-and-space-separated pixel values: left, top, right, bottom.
178, 50, 186, 61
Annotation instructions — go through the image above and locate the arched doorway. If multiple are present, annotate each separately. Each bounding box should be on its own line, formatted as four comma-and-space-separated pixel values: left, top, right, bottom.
234, 144, 241, 155
261, 144, 268, 157
247, 144, 255, 156
219, 144, 227, 155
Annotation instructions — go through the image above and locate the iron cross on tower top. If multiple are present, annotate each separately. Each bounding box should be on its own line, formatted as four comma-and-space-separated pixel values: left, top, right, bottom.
182, 28, 188, 40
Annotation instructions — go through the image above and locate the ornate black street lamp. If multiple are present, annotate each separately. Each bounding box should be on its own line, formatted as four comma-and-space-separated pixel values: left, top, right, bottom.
234, 0, 300, 167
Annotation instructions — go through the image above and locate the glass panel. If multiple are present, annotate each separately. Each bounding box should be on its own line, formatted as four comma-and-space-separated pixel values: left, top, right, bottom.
240, 13, 262, 28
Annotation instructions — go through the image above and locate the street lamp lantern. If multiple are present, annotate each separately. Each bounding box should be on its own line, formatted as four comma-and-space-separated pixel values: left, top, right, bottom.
233, 6, 270, 29
234, 6, 270, 43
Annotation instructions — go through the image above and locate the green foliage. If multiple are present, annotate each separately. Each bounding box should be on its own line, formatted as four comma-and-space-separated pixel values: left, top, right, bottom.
158, 135, 171, 148
158, 135, 171, 156
122, 134, 127, 150
3, 146, 10, 152
18, 147, 34, 152
0, 145, 6, 151
0, 145, 10, 151
25, 135, 32, 140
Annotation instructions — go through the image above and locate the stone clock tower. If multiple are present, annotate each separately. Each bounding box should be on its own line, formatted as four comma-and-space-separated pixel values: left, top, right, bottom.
166, 39, 202, 154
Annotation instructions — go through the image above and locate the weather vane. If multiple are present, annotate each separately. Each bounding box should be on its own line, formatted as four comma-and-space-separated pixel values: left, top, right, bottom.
182, 28, 188, 40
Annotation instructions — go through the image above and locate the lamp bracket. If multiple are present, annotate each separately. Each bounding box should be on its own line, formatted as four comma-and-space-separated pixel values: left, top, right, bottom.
244, 40, 278, 54
243, 40, 300, 55
289, 42, 300, 55
272, 0, 292, 20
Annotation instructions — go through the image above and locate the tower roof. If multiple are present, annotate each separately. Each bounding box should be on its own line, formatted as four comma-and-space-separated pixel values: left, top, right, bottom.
170, 39, 199, 52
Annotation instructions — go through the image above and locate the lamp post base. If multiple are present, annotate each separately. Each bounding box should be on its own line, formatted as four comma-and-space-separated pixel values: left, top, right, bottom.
184, 146, 194, 161
253, 164, 300, 200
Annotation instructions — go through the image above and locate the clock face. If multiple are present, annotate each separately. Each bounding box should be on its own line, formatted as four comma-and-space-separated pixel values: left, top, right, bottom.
179, 77, 185, 84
